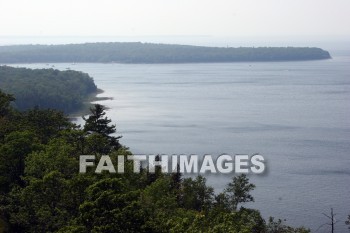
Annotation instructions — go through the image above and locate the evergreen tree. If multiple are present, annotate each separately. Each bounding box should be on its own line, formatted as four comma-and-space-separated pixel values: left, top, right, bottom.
83, 104, 115, 136
83, 104, 121, 153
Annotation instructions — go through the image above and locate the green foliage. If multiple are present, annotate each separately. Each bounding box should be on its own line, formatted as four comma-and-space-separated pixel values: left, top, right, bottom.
24, 139, 78, 179
0, 43, 331, 64
20, 108, 72, 143
83, 104, 121, 154
224, 174, 256, 211
0, 91, 15, 118
265, 217, 310, 233
78, 178, 145, 233
194, 208, 265, 233
0, 131, 41, 193
181, 175, 214, 212
83, 104, 116, 136
0, 90, 18, 142
0, 66, 97, 113
3, 171, 69, 232
0, 89, 310, 233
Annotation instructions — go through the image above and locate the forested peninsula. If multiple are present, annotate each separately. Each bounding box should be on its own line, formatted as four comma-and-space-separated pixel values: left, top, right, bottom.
0, 66, 97, 113
0, 42, 331, 64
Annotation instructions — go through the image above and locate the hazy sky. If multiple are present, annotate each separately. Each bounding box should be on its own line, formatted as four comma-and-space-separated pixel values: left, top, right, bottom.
0, 0, 349, 38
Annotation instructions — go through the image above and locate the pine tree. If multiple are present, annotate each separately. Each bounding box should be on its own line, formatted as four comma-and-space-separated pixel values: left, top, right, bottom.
83, 104, 121, 153
83, 104, 116, 136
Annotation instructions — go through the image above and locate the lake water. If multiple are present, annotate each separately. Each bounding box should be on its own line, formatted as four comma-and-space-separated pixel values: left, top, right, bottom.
11, 56, 350, 232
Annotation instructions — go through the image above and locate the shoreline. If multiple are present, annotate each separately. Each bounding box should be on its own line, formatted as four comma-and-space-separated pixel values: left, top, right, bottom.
68, 88, 112, 120
0, 43, 331, 64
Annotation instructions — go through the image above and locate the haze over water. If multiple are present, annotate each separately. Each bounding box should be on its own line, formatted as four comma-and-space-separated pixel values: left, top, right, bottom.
11, 53, 350, 231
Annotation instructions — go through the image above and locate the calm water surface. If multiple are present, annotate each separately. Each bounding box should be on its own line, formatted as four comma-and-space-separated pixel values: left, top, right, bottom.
13, 57, 350, 232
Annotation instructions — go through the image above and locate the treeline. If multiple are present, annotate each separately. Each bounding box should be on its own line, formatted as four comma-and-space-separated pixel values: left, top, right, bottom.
0, 66, 97, 113
0, 43, 331, 63
0, 91, 312, 233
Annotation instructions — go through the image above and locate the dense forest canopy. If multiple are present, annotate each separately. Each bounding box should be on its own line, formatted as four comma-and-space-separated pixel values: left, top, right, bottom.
0, 42, 331, 63
0, 66, 97, 113
0, 91, 314, 232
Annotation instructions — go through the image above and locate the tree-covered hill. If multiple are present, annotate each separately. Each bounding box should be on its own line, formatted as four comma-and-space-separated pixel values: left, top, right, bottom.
0, 92, 312, 232
0, 66, 97, 113
0, 42, 331, 63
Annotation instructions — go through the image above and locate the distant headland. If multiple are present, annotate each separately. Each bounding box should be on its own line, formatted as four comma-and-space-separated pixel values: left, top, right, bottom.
0, 42, 331, 63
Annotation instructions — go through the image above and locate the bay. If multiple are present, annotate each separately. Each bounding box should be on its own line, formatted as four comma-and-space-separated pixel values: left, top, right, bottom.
12, 56, 350, 231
